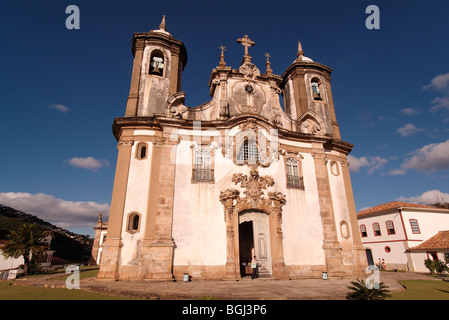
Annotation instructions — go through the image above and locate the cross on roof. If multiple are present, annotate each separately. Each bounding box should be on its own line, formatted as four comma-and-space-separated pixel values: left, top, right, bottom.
237, 35, 255, 56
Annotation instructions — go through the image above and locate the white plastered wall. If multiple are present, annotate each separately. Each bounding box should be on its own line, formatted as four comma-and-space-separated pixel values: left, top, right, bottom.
120, 133, 153, 266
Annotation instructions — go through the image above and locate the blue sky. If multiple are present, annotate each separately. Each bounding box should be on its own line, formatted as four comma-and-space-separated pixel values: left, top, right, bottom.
0, 0, 448, 237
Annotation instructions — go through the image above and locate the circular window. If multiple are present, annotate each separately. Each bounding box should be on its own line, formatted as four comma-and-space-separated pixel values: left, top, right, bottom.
245, 84, 255, 94
384, 246, 391, 253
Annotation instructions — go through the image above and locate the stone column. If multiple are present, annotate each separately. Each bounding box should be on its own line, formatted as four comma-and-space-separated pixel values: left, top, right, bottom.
125, 39, 145, 117
324, 78, 341, 140
341, 159, 367, 275
270, 205, 288, 279
312, 150, 346, 277
220, 190, 240, 280
97, 137, 133, 280
139, 137, 178, 281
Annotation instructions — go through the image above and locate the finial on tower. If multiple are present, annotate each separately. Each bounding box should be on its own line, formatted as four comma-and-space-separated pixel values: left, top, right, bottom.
297, 41, 304, 58
96, 212, 103, 227
264, 52, 273, 75
159, 15, 167, 31
219, 45, 227, 67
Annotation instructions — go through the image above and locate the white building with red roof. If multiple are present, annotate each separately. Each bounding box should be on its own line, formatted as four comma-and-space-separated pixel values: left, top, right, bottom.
357, 201, 449, 273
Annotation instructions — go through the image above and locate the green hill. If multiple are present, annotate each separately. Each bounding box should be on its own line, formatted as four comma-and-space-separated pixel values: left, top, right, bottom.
0, 204, 93, 263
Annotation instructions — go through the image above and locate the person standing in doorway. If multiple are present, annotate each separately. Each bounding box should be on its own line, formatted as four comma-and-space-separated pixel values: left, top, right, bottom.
251, 256, 258, 280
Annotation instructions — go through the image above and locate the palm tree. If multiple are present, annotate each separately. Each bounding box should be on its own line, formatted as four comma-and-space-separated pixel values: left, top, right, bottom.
346, 279, 391, 300
1, 223, 49, 275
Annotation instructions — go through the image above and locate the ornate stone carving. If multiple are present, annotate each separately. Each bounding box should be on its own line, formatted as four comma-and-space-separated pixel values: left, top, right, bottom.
170, 104, 187, 119
219, 168, 287, 279
271, 108, 282, 126
239, 118, 258, 132
232, 169, 274, 201
239, 62, 260, 81
219, 189, 240, 204
219, 99, 230, 120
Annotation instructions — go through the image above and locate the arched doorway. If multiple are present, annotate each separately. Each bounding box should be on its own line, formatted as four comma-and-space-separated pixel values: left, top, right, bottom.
238, 211, 272, 277
365, 249, 374, 266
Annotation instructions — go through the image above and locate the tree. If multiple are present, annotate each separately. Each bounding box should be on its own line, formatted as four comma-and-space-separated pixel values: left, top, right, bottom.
0, 223, 49, 275
425, 258, 435, 275
346, 279, 391, 300
424, 258, 449, 276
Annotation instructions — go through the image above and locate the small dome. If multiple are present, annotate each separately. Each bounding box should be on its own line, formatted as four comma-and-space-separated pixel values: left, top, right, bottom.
295, 41, 313, 62
294, 55, 314, 63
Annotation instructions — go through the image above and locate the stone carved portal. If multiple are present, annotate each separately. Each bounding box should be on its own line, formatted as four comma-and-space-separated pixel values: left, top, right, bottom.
219, 169, 287, 279
239, 211, 272, 276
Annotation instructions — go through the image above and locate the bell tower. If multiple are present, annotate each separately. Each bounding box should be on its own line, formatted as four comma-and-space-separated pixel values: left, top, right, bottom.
281, 42, 341, 139
124, 16, 187, 117
97, 17, 187, 282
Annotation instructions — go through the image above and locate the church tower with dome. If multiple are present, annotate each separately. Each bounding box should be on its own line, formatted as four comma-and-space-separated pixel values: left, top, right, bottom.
96, 17, 367, 281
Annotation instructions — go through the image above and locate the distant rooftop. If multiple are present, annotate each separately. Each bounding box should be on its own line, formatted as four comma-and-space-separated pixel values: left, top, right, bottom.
357, 201, 438, 216
408, 230, 449, 251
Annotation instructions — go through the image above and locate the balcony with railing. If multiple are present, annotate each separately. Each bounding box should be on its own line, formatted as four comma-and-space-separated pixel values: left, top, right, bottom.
287, 175, 304, 189
192, 169, 214, 183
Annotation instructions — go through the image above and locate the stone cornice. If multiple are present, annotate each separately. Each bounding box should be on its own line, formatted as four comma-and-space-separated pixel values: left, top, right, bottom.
112, 115, 354, 155
281, 61, 332, 88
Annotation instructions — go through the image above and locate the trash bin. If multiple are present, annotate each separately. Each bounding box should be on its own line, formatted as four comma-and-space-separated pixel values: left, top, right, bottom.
183, 273, 190, 282
322, 272, 328, 280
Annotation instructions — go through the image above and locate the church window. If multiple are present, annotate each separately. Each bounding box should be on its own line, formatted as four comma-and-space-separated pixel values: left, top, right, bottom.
136, 142, 148, 160
286, 158, 304, 189
427, 252, 438, 260
311, 78, 322, 100
360, 224, 367, 237
340, 220, 350, 239
237, 139, 259, 164
127, 212, 140, 233
149, 50, 164, 76
373, 222, 381, 236
330, 161, 340, 176
192, 149, 214, 182
409, 219, 420, 234
386, 220, 396, 235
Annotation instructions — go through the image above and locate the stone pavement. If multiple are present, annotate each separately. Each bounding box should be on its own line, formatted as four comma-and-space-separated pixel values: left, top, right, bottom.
12, 270, 435, 300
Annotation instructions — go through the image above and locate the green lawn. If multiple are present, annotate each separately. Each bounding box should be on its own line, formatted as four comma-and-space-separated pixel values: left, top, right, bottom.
0, 281, 138, 300
389, 280, 449, 300
0, 268, 137, 300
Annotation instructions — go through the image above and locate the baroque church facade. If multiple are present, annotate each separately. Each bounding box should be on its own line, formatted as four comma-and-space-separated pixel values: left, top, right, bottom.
96, 17, 367, 281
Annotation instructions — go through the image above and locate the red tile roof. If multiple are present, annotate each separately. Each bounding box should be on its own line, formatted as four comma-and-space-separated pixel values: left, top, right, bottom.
408, 231, 449, 251
358, 201, 436, 216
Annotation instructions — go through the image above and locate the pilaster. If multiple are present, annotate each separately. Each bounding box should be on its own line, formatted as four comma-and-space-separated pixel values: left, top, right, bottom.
312, 149, 346, 277
125, 39, 145, 117
137, 134, 178, 281
341, 159, 367, 275
97, 137, 133, 280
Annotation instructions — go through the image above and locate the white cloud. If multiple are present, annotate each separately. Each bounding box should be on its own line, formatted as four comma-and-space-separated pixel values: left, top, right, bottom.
47, 104, 70, 113
401, 139, 449, 172
396, 190, 449, 205
423, 73, 449, 117
388, 168, 407, 176
0, 192, 109, 230
430, 97, 449, 113
347, 155, 388, 174
68, 157, 110, 171
423, 72, 449, 91
399, 107, 421, 116
396, 123, 424, 137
